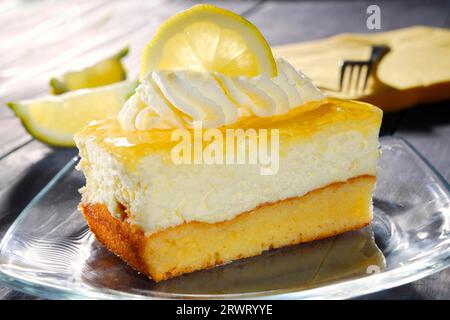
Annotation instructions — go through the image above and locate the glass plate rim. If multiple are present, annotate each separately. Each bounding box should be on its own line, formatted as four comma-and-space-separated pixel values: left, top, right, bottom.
0, 136, 449, 300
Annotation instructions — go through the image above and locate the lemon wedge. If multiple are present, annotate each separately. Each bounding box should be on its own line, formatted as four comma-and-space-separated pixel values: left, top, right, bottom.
50, 47, 129, 95
8, 80, 136, 147
140, 4, 276, 80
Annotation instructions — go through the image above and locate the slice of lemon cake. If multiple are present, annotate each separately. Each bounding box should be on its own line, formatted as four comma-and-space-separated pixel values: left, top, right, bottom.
75, 5, 382, 282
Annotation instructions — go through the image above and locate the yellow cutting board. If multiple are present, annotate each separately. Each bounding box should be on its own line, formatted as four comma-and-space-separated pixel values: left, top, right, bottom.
273, 26, 450, 112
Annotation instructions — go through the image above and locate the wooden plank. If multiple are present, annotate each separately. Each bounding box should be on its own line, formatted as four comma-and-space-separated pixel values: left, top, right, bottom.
245, 0, 450, 300
0, 0, 259, 157
358, 272, 450, 299
247, 0, 448, 138
248, 0, 449, 46
0, 0, 449, 300
0, 141, 77, 223
394, 103, 450, 183
0, 0, 263, 299
0, 118, 32, 159
0, 0, 260, 233
0, 0, 261, 220
0, 0, 258, 108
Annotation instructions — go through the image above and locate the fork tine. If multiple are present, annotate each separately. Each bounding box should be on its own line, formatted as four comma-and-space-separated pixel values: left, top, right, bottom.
339, 61, 347, 92
362, 62, 373, 92
354, 64, 363, 92
339, 45, 389, 94
345, 64, 354, 93
340, 62, 354, 93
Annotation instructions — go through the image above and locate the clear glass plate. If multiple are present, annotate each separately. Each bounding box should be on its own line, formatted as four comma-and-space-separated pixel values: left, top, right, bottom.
0, 137, 449, 299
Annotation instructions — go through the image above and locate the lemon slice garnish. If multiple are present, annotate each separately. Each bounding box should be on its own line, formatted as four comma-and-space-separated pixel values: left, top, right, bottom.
7, 80, 136, 147
50, 47, 129, 95
140, 4, 276, 80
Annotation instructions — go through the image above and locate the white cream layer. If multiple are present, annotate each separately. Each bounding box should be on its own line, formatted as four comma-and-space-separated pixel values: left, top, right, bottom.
76, 128, 379, 235
119, 58, 324, 130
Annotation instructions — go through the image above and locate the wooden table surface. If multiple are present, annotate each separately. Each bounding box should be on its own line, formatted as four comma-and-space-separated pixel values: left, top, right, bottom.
0, 0, 449, 300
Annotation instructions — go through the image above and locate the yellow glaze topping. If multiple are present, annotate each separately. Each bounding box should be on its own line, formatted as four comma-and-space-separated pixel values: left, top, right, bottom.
76, 98, 382, 169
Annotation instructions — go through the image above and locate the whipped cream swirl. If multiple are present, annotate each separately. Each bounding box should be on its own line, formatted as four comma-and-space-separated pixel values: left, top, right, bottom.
119, 58, 324, 130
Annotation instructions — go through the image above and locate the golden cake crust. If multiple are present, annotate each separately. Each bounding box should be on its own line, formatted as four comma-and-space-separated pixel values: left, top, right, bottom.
80, 202, 149, 275
81, 175, 375, 282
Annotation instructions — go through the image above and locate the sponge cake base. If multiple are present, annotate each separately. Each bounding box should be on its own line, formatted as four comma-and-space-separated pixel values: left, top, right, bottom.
80, 175, 375, 282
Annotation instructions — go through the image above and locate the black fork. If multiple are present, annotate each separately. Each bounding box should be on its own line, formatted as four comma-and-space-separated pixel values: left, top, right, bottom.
339, 45, 390, 93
